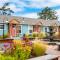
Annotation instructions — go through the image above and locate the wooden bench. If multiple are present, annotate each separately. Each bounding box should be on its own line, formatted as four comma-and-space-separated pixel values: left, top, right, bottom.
28, 55, 59, 60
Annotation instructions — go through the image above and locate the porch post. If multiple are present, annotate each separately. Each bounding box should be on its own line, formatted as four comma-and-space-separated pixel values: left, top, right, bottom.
3, 21, 4, 39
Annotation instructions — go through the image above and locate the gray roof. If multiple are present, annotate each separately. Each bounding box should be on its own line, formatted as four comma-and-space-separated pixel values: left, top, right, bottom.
0, 15, 60, 26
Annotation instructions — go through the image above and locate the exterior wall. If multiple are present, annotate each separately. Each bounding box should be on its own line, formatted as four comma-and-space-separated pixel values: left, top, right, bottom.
53, 26, 59, 32
42, 26, 50, 32
0, 24, 51, 38
28, 25, 33, 34
0, 24, 8, 36
20, 24, 28, 37
33, 25, 41, 32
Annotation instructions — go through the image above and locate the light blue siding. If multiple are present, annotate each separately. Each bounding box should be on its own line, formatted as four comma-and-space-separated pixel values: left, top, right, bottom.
0, 29, 3, 36
21, 24, 28, 37
42, 26, 50, 32
0, 24, 8, 36
41, 26, 44, 32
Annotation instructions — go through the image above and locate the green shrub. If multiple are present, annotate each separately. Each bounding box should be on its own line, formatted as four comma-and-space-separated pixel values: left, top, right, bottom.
13, 45, 31, 60
25, 33, 30, 38
0, 44, 31, 60
0, 54, 15, 60
30, 32, 47, 39
32, 32, 38, 38
32, 41, 47, 56
38, 32, 46, 39
3, 34, 8, 38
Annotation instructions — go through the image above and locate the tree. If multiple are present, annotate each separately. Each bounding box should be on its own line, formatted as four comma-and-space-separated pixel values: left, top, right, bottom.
37, 7, 58, 20
0, 2, 14, 15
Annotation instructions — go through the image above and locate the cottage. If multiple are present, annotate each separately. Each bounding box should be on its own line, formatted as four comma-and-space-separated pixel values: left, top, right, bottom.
0, 15, 60, 39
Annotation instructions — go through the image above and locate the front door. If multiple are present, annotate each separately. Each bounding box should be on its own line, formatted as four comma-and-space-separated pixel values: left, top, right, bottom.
10, 24, 17, 37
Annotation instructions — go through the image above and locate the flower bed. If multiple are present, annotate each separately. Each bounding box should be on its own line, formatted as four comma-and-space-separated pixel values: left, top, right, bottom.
0, 39, 47, 60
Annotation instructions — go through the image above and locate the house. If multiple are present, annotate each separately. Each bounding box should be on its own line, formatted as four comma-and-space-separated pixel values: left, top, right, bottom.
0, 15, 60, 39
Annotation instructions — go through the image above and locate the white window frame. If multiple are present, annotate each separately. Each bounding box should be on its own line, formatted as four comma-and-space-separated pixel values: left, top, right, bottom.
18, 25, 22, 34
28, 25, 33, 34
45, 27, 47, 32
0, 25, 3, 30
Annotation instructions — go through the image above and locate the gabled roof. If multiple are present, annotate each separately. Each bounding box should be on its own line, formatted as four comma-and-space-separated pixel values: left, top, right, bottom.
0, 15, 59, 26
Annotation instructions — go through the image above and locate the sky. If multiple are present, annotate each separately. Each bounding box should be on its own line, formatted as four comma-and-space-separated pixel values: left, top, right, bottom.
0, 0, 60, 20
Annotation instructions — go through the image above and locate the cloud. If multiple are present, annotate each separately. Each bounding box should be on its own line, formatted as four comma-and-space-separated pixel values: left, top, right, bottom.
19, 13, 38, 18
50, 0, 60, 4
5, 3, 24, 13
56, 9, 60, 20
0, 0, 60, 20
23, 0, 48, 8
0, 0, 9, 3
22, 0, 60, 8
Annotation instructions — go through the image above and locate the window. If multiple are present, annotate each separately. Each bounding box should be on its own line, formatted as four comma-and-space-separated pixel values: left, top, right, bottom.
29, 30, 33, 33
18, 25, 21, 34
0, 25, 3, 29
28, 25, 33, 33
50, 28, 53, 32
45, 27, 47, 32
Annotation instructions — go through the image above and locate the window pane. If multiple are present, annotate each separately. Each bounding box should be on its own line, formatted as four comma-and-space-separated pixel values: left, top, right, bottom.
0, 25, 3, 29
45, 28, 47, 32
18, 25, 21, 33
19, 30, 21, 33
29, 30, 32, 33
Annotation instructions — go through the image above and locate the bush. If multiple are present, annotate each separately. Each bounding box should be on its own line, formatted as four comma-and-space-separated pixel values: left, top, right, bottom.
12, 40, 32, 60
13, 45, 32, 60
38, 32, 46, 39
32, 32, 38, 38
25, 33, 30, 38
0, 40, 32, 60
53, 32, 59, 38
0, 54, 15, 60
25, 32, 47, 39
13, 40, 22, 46
0, 43, 32, 60
24, 32, 47, 39
32, 41, 47, 56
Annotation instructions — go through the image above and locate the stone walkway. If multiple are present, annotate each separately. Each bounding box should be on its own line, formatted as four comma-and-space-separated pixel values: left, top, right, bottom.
46, 45, 60, 60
